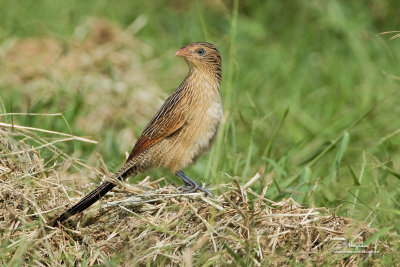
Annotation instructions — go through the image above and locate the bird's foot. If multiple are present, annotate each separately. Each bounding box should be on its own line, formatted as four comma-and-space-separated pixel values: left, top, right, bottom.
179, 183, 214, 197
176, 171, 214, 197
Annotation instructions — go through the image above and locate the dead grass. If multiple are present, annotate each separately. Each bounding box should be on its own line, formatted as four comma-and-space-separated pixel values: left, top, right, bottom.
0, 126, 390, 266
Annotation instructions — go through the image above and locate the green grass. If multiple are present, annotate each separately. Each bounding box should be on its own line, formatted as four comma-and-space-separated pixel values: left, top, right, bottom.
1, 0, 400, 264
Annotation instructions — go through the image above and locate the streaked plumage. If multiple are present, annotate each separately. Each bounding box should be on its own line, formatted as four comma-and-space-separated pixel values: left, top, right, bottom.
51, 42, 222, 226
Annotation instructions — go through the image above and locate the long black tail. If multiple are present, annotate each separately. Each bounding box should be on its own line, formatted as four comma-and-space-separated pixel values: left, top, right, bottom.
50, 171, 130, 226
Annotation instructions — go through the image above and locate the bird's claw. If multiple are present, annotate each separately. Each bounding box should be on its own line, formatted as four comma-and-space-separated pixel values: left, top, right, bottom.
179, 183, 214, 198
175, 171, 214, 197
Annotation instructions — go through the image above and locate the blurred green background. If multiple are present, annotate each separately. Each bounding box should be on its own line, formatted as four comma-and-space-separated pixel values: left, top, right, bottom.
1, 0, 400, 241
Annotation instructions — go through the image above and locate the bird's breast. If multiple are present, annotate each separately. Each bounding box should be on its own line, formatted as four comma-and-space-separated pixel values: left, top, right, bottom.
188, 98, 222, 157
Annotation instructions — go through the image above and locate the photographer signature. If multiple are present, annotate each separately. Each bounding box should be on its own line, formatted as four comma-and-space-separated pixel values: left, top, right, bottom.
331, 238, 377, 254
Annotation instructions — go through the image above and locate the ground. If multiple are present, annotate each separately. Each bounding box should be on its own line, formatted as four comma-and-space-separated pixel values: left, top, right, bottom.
0, 127, 390, 266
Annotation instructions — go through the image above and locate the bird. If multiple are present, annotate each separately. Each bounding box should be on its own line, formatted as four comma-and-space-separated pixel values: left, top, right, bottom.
50, 42, 222, 226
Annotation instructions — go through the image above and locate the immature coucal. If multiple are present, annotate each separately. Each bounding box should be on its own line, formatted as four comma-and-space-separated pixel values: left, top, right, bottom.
51, 42, 222, 226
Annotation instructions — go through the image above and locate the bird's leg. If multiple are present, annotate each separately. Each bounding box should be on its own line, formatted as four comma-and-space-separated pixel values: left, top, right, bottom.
175, 171, 214, 197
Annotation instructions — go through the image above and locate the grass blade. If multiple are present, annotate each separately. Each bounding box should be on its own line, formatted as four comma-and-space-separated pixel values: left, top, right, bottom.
347, 165, 360, 186
222, 242, 246, 267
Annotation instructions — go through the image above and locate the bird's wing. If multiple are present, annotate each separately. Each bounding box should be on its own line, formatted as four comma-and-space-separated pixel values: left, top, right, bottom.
125, 91, 185, 162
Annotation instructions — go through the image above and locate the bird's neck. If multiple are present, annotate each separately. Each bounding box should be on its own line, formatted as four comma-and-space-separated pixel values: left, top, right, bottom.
185, 65, 221, 94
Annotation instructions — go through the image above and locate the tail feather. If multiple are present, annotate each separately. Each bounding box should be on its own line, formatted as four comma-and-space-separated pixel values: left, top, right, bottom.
50, 168, 135, 226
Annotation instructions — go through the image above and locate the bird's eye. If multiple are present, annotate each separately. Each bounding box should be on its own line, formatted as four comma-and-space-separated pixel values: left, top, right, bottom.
196, 48, 205, 55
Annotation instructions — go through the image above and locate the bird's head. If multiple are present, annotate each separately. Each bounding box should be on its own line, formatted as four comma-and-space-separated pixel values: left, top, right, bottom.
176, 42, 221, 81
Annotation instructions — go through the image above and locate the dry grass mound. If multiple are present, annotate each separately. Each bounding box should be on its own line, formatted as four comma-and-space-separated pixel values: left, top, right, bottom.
0, 126, 388, 266
0, 18, 166, 151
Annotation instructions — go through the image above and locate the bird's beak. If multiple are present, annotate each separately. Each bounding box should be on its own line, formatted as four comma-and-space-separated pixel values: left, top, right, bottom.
175, 47, 191, 58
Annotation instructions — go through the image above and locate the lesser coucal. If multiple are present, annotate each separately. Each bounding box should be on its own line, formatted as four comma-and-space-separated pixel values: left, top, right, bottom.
51, 42, 222, 226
